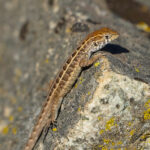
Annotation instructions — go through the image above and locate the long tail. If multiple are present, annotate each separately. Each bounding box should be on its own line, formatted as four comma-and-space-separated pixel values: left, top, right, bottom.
24, 117, 46, 150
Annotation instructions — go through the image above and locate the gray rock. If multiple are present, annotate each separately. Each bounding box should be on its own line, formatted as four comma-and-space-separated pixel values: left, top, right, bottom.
0, 0, 150, 150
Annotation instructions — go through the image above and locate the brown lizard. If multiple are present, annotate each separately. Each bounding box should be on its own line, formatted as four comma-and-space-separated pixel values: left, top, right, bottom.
24, 27, 119, 150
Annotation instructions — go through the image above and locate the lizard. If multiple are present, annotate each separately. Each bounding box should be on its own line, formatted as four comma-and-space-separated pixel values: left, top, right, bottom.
24, 27, 119, 150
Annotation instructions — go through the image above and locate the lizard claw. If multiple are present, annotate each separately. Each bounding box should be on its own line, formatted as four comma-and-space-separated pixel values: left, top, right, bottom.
50, 120, 57, 129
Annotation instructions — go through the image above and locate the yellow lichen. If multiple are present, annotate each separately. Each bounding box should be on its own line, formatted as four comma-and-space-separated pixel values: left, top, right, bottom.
130, 129, 135, 136
45, 58, 49, 64
77, 107, 81, 112
87, 91, 91, 95
12, 127, 17, 135
97, 116, 102, 121
144, 108, 150, 120
65, 28, 71, 33
140, 133, 150, 140
145, 138, 150, 144
111, 141, 115, 146
140, 134, 146, 140
144, 99, 150, 108
98, 145, 103, 148
52, 128, 57, 132
2, 126, 9, 135
99, 129, 104, 135
75, 83, 78, 88
17, 106, 23, 112
145, 27, 150, 32
102, 146, 108, 150
105, 117, 116, 131
117, 141, 123, 145
135, 68, 140, 73
79, 77, 84, 84
128, 122, 132, 126
94, 62, 100, 67
103, 138, 110, 144
136, 22, 150, 33
9, 116, 14, 122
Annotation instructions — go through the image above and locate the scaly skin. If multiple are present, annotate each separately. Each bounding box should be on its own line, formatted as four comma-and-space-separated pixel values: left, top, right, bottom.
24, 27, 119, 150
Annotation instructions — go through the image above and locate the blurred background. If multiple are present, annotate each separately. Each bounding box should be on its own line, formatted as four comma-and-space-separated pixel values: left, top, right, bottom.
0, 0, 150, 150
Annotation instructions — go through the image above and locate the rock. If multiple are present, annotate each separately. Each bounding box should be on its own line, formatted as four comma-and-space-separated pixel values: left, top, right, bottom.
0, 0, 150, 150
50, 57, 150, 150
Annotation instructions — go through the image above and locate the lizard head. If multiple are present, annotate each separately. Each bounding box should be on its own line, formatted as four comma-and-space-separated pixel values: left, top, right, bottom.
84, 27, 119, 57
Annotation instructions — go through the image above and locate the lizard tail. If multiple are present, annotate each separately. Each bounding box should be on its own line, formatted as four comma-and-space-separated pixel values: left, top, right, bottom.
24, 118, 46, 150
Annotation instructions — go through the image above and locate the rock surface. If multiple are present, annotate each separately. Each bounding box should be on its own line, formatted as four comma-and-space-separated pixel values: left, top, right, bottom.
0, 0, 150, 150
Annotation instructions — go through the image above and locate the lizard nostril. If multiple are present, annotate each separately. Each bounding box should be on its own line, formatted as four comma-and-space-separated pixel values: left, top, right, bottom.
105, 35, 109, 39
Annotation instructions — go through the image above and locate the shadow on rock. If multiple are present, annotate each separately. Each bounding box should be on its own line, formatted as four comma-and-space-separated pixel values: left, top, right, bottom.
102, 44, 129, 54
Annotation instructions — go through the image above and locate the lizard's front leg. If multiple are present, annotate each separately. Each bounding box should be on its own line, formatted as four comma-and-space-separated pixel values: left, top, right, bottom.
79, 52, 105, 67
